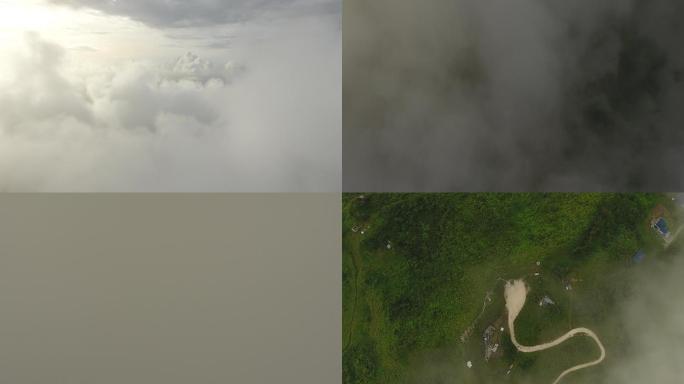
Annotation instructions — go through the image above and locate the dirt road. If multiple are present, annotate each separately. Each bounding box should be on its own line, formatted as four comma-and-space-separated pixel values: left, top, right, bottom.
504, 279, 606, 384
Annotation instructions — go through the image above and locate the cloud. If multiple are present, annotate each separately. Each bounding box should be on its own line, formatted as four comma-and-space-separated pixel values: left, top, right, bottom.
0, 21, 340, 191
600, 248, 684, 383
48, 0, 340, 27
343, 0, 684, 191
69, 45, 98, 52
0, 32, 94, 130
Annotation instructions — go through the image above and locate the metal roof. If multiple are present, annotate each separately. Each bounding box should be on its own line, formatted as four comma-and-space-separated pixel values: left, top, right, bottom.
655, 218, 669, 234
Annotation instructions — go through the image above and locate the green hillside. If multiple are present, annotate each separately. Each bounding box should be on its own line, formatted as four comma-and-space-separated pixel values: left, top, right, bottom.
343, 193, 678, 383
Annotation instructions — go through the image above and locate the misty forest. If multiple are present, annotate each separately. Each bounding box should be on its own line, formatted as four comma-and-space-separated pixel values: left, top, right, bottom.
343, 193, 684, 383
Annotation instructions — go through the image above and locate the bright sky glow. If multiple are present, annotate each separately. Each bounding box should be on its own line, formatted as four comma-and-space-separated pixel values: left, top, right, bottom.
0, 0, 67, 31
0, 0, 207, 67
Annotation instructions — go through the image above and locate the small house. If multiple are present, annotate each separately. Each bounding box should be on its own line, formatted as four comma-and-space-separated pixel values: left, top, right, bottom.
539, 295, 555, 307
653, 217, 670, 237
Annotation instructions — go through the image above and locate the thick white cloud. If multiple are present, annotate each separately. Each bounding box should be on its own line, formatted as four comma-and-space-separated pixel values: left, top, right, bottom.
0, 10, 340, 191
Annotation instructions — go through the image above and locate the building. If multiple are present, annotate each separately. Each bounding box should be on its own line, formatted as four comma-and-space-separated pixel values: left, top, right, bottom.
652, 217, 670, 238
482, 324, 502, 361
539, 295, 555, 307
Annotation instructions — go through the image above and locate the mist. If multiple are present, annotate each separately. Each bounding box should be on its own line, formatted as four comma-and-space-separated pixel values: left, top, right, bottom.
599, 250, 684, 383
0, 194, 340, 383
343, 0, 684, 191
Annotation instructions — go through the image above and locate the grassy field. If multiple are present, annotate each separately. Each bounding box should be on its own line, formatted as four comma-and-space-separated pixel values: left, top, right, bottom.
342, 193, 677, 384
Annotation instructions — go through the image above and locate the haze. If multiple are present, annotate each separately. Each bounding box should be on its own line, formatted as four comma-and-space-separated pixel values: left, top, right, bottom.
343, 0, 684, 191
0, 194, 340, 383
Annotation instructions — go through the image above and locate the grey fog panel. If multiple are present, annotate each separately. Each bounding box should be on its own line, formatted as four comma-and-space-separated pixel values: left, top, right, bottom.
343, 0, 684, 191
0, 194, 340, 384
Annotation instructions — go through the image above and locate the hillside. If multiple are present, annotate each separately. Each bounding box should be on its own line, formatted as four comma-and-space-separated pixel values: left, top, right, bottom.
342, 193, 679, 383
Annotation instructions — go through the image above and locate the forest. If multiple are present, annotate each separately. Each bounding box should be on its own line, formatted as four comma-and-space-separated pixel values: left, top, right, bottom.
342, 193, 674, 383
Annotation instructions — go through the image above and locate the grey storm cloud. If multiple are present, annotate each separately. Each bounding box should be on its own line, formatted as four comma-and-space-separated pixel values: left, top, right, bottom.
49, 0, 340, 27
343, 0, 684, 191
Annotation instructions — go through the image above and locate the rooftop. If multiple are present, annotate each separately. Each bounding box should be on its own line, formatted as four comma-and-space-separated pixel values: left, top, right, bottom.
654, 217, 670, 235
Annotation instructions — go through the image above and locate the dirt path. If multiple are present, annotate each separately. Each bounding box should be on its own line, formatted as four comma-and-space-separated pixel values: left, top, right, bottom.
504, 279, 606, 384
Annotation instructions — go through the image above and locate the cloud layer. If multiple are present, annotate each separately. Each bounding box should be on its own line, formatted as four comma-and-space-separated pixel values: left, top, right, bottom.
0, 9, 340, 191
343, 0, 684, 191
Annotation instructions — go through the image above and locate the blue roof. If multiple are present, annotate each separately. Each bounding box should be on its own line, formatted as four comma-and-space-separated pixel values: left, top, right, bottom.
655, 218, 669, 234
633, 250, 646, 263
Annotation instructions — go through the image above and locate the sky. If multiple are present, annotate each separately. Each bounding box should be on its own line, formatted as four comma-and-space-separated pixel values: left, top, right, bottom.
0, 0, 340, 191
343, 0, 684, 191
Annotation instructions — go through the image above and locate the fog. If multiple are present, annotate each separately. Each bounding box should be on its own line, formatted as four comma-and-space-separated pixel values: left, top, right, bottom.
0, 195, 340, 383
343, 0, 684, 191
600, 250, 684, 383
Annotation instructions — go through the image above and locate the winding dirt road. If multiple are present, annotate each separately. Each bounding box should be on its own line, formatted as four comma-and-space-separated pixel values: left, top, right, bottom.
504, 279, 606, 384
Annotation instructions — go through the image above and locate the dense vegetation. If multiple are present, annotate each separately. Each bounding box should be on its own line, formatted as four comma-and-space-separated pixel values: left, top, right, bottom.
342, 193, 674, 383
